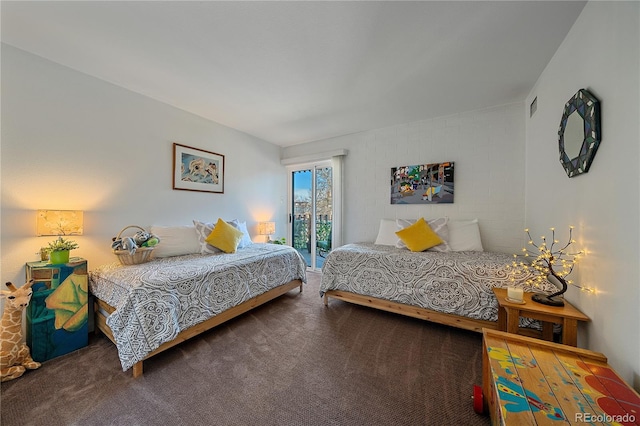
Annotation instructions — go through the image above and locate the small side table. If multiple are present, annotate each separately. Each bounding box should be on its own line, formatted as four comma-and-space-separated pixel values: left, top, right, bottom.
26, 257, 89, 362
492, 287, 589, 347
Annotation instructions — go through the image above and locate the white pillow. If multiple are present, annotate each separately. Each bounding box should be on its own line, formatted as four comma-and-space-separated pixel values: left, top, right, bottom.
149, 225, 201, 258
192, 220, 221, 254
228, 219, 254, 248
448, 219, 484, 251
374, 219, 399, 245
396, 217, 451, 252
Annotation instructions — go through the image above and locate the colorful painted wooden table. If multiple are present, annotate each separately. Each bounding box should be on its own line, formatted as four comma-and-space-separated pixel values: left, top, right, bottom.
482, 329, 639, 425
25, 257, 89, 362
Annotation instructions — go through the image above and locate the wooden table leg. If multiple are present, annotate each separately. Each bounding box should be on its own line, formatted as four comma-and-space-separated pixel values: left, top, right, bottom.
542, 322, 554, 342
497, 305, 507, 331
482, 338, 490, 412
505, 307, 520, 335
562, 319, 578, 346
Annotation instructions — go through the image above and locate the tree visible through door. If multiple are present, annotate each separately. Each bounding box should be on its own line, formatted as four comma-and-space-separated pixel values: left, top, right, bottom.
291, 164, 332, 269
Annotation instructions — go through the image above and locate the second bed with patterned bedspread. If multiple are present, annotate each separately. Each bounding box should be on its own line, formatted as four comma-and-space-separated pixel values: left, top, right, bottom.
320, 243, 555, 331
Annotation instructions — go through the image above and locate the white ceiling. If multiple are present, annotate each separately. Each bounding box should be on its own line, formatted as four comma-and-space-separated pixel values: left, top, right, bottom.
1, 1, 586, 146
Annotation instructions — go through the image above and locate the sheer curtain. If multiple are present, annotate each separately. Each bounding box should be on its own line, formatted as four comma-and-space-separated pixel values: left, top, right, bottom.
331, 154, 345, 249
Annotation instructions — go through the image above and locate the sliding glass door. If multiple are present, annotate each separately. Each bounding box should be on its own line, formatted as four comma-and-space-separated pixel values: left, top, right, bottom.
290, 162, 333, 270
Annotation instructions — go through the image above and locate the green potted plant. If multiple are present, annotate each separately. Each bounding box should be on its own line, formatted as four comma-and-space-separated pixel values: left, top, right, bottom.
47, 237, 79, 264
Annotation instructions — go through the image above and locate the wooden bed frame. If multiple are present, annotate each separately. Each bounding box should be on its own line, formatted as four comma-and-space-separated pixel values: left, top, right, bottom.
95, 279, 303, 378
323, 289, 498, 333
323, 290, 546, 339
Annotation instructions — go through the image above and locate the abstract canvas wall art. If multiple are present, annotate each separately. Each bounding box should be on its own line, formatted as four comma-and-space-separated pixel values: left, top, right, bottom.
390, 162, 454, 204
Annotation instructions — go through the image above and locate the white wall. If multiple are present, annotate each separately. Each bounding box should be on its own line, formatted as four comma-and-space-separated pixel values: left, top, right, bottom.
283, 102, 529, 254
524, 1, 639, 387
1, 45, 287, 286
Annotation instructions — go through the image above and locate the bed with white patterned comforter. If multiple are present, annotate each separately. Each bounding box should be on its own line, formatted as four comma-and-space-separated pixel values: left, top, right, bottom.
320, 243, 555, 329
89, 243, 306, 372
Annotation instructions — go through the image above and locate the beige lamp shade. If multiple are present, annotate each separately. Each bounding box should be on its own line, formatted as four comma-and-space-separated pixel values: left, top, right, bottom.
258, 221, 275, 236
36, 210, 84, 236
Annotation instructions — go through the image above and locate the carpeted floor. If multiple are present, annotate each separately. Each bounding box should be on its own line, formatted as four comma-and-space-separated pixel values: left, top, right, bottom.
0, 271, 489, 426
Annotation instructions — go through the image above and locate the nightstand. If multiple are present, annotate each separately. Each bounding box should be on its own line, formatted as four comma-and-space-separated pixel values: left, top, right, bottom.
25, 257, 89, 362
492, 287, 589, 347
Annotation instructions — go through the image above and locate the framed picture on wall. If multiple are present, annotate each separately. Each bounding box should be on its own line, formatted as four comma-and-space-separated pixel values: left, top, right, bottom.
173, 143, 224, 193
390, 162, 454, 204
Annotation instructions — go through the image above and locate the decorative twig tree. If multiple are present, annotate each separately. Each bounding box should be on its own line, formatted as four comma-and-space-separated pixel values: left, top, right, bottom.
510, 227, 583, 306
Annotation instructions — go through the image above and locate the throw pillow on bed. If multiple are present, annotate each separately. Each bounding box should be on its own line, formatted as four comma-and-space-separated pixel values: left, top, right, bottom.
395, 217, 444, 252
205, 218, 244, 253
374, 219, 399, 245
228, 219, 254, 248
193, 220, 221, 254
448, 219, 484, 251
396, 217, 451, 252
149, 225, 201, 257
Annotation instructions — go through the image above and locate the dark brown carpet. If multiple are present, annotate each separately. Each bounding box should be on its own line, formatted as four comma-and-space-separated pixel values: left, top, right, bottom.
0, 272, 489, 426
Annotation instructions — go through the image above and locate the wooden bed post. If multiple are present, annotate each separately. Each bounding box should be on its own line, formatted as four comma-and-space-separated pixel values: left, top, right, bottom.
132, 362, 143, 378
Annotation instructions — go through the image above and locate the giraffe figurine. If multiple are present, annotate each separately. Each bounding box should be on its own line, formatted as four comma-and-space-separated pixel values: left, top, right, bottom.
1, 280, 41, 382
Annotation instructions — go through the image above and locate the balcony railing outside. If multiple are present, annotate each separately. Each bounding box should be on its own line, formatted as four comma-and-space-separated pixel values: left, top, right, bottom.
293, 214, 331, 268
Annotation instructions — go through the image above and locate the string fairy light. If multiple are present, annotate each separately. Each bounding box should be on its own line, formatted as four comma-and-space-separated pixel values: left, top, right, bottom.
506, 227, 593, 299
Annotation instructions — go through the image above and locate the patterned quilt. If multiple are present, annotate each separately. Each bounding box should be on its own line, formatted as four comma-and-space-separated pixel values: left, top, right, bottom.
320, 243, 556, 323
89, 243, 307, 371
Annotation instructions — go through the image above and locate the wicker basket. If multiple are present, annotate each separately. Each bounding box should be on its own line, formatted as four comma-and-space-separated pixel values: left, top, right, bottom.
113, 225, 156, 265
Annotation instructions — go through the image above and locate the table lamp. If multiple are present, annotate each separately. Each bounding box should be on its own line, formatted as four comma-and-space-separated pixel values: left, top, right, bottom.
258, 221, 275, 243
37, 210, 83, 262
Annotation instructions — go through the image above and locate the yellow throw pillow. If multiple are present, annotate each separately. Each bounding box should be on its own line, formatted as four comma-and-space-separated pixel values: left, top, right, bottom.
205, 218, 244, 253
395, 217, 444, 252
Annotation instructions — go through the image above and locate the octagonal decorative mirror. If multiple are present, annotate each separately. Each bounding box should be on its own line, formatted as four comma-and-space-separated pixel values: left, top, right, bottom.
558, 89, 601, 178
